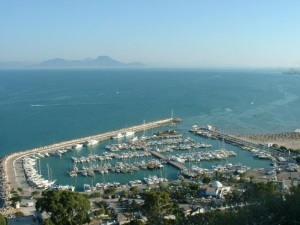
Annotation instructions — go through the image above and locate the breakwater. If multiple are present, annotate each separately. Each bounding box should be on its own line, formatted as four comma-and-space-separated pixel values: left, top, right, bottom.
0, 118, 179, 210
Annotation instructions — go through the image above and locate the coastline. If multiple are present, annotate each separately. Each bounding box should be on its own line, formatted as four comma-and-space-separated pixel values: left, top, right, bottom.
0, 118, 175, 214
237, 132, 300, 150
1, 122, 299, 216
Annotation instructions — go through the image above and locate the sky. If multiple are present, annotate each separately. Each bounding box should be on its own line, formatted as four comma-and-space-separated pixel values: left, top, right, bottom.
0, 1, 300, 68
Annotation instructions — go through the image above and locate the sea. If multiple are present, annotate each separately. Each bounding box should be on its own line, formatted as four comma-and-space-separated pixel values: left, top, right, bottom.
1, 68, 300, 191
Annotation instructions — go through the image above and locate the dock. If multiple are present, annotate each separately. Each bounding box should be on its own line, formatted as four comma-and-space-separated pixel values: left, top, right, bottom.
3, 118, 181, 197
189, 127, 263, 150
150, 151, 187, 170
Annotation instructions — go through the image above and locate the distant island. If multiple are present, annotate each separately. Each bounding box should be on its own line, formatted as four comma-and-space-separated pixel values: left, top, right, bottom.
0, 56, 145, 68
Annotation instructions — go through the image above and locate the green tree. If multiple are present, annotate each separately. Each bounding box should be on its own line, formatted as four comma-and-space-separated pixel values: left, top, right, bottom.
10, 194, 23, 206
31, 191, 40, 197
17, 187, 23, 194
14, 211, 25, 217
0, 213, 6, 225
202, 176, 212, 184
130, 186, 138, 193
120, 190, 127, 197
35, 190, 90, 225
89, 192, 101, 199
104, 187, 116, 195
141, 190, 173, 225
118, 197, 124, 205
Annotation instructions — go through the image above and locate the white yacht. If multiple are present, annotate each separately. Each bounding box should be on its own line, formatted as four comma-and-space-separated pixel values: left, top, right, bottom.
83, 139, 99, 146
112, 133, 124, 139
84, 184, 91, 192
72, 143, 83, 149
125, 131, 135, 137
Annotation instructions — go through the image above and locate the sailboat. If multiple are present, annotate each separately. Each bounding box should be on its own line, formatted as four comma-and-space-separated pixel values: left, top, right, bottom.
170, 109, 176, 127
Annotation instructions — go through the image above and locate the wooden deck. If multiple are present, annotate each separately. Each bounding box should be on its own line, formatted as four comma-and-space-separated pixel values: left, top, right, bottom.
150, 151, 187, 170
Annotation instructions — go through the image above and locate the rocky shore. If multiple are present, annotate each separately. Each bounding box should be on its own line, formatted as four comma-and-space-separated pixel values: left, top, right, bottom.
0, 156, 14, 216
237, 132, 300, 150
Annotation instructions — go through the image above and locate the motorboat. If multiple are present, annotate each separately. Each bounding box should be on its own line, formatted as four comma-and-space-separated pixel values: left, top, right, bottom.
125, 131, 135, 137
112, 133, 124, 139
84, 184, 91, 192
83, 139, 99, 146
72, 143, 83, 149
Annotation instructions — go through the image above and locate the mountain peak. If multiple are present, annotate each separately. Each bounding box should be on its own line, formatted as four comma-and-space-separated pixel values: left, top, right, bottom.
38, 56, 144, 68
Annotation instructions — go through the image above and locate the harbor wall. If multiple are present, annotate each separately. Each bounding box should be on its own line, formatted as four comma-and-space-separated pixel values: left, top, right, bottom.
0, 118, 175, 211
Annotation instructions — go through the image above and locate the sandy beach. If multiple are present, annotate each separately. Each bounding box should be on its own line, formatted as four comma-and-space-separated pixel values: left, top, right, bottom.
237, 132, 300, 150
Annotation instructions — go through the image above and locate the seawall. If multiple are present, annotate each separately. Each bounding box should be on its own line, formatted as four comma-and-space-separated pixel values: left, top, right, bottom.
0, 118, 178, 210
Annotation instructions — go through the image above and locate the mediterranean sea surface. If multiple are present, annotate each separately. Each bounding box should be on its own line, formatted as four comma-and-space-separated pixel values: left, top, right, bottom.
1, 68, 300, 190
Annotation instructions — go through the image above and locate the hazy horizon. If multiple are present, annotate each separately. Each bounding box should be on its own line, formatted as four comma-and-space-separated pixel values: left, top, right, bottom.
1, 1, 300, 68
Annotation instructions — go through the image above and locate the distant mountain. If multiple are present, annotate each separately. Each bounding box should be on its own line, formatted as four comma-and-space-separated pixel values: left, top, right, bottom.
38, 56, 145, 68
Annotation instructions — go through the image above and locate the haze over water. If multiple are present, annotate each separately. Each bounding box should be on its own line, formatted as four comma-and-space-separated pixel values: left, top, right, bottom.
1, 68, 300, 190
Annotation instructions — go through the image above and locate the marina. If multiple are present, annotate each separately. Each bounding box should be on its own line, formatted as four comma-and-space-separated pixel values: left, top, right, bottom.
3, 118, 287, 195
0, 118, 298, 214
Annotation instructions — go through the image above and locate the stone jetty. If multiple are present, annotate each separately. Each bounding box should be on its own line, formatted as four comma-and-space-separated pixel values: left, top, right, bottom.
0, 118, 180, 212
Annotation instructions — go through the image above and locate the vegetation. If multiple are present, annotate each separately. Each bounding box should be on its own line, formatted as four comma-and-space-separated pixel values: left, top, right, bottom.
202, 176, 212, 184
130, 186, 138, 193
17, 187, 23, 194
10, 189, 23, 207
0, 213, 6, 225
104, 187, 116, 195
183, 182, 300, 225
141, 190, 173, 225
89, 192, 101, 199
35, 190, 90, 225
31, 190, 40, 197
14, 211, 25, 217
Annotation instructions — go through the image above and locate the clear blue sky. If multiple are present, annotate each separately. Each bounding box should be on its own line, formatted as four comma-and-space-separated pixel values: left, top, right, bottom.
1, 1, 299, 67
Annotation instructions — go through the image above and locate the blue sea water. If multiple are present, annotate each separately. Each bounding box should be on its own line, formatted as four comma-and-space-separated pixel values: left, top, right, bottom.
1, 68, 300, 190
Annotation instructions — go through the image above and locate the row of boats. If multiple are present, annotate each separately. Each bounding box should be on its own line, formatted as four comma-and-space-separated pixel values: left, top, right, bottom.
143, 175, 168, 185
71, 151, 153, 163
84, 177, 151, 192
111, 131, 135, 139
22, 157, 56, 190
105, 137, 212, 152
69, 159, 165, 177
180, 162, 251, 178
168, 149, 237, 163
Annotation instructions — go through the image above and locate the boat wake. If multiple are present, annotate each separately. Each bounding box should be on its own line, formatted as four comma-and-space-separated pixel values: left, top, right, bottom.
31, 104, 46, 107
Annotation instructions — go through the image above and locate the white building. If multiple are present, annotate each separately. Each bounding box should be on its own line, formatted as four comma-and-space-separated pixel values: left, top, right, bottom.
201, 181, 231, 199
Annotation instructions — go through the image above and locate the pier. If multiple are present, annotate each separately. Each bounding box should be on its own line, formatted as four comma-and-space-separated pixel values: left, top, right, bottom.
189, 127, 263, 150
3, 118, 180, 197
150, 151, 187, 170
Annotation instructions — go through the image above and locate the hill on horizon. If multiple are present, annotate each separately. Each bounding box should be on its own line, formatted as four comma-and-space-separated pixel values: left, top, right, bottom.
0, 56, 145, 68
38, 56, 145, 68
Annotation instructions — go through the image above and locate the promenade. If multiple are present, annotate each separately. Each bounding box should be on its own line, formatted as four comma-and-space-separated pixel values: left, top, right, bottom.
1, 118, 178, 210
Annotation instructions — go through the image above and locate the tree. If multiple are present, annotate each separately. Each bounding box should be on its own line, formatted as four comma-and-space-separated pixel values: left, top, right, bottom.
120, 190, 127, 197
202, 176, 212, 184
130, 186, 138, 193
10, 193, 23, 206
14, 211, 25, 217
35, 190, 90, 225
104, 187, 116, 195
31, 191, 40, 197
0, 213, 6, 225
17, 187, 23, 195
141, 190, 173, 225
